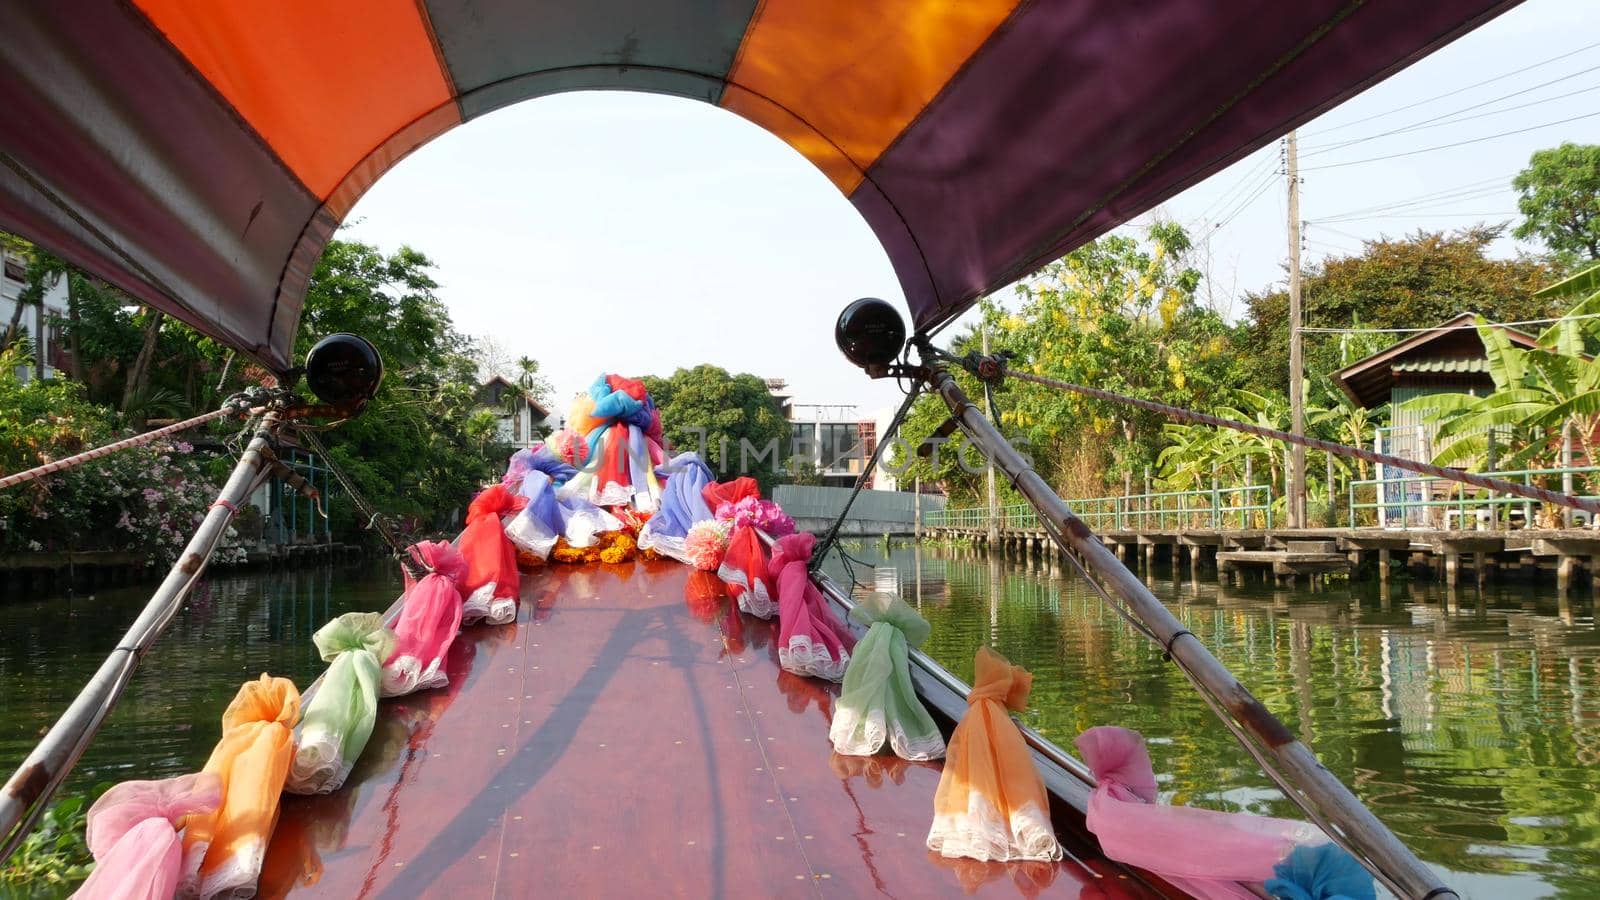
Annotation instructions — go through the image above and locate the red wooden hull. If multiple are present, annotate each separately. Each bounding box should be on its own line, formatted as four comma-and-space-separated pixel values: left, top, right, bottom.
256, 559, 1174, 898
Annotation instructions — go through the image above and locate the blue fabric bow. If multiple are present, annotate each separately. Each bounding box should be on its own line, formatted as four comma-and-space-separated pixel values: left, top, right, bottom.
1264, 844, 1375, 900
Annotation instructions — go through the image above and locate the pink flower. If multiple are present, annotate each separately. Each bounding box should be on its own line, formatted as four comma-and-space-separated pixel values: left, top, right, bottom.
685, 521, 729, 572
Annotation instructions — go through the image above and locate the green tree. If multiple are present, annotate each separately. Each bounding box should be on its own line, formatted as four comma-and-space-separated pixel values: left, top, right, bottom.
294, 238, 502, 535
1239, 226, 1556, 404
1513, 142, 1600, 263
641, 364, 788, 492
977, 223, 1238, 495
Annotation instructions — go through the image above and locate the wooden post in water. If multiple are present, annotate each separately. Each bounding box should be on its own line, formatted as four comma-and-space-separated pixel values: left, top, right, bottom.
913, 477, 922, 543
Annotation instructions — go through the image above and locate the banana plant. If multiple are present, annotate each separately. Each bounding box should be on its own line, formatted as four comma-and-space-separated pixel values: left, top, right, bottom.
1402, 298, 1600, 494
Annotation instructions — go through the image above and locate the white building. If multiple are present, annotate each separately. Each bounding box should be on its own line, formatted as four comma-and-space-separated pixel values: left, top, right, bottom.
768, 379, 893, 490
1, 248, 70, 381
479, 375, 553, 449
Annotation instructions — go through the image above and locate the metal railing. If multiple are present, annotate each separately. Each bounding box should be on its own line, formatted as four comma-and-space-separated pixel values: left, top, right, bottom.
924, 484, 1274, 533
1350, 465, 1600, 530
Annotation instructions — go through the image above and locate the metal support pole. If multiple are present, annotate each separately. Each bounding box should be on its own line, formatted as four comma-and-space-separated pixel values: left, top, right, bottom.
925, 366, 1452, 900
982, 323, 999, 547
1563, 422, 1575, 529
0, 412, 284, 858
1375, 429, 1387, 530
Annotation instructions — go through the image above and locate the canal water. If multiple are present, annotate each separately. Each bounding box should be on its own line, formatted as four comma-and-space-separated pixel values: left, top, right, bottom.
3, 546, 1596, 898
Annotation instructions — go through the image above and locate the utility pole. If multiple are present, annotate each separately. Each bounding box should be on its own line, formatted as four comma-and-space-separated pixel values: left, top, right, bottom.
1286, 130, 1306, 529
982, 322, 1000, 546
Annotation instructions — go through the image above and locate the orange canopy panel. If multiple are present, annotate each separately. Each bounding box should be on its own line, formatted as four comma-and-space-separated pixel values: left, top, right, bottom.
0, 0, 1521, 369
133, 0, 458, 200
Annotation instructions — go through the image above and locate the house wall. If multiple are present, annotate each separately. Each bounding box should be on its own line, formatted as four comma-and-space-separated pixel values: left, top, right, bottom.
1, 251, 70, 379
1386, 375, 1492, 457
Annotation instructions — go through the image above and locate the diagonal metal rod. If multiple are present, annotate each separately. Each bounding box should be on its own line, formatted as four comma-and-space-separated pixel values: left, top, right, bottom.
0, 412, 283, 859
925, 365, 1454, 900
1001, 366, 1600, 517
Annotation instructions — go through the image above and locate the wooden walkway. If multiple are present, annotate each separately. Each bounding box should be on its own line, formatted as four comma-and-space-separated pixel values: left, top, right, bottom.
926, 523, 1600, 590
255, 560, 1167, 898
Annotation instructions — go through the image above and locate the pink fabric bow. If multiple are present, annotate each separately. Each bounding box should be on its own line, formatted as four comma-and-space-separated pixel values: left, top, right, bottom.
383, 541, 468, 696
1076, 726, 1323, 899
768, 532, 856, 680
75, 773, 223, 900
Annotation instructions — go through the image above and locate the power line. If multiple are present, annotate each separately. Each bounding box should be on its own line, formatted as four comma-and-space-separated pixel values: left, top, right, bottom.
1311, 173, 1508, 215
1187, 149, 1279, 229
1301, 66, 1600, 156
1315, 212, 1518, 222
1311, 185, 1507, 223
1210, 170, 1280, 232
1301, 110, 1600, 171
1300, 312, 1600, 335
1306, 39, 1600, 136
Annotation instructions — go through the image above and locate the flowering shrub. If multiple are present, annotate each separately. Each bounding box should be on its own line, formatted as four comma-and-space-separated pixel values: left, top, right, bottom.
0, 351, 245, 567
3, 437, 248, 567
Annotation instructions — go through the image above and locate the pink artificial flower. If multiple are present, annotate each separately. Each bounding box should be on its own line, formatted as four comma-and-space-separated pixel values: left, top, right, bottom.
685, 521, 728, 572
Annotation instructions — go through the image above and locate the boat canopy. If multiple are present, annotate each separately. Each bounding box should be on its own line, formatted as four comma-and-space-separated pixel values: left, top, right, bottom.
0, 0, 1516, 370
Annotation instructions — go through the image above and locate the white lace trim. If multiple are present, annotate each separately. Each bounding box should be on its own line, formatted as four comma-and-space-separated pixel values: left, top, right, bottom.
186, 834, 268, 900
719, 562, 777, 618
461, 582, 496, 624
380, 654, 447, 698
591, 482, 633, 508
636, 528, 690, 564
829, 705, 946, 761
461, 584, 516, 626
177, 841, 208, 898
927, 795, 1061, 862
562, 507, 623, 547
285, 730, 355, 795
777, 634, 849, 682
504, 511, 557, 559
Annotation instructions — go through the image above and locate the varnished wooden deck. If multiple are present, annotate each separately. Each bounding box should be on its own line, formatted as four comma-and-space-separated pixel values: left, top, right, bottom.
256, 559, 1166, 899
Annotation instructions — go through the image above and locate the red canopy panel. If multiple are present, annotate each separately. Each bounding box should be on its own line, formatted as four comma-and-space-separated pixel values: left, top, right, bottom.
0, 0, 1519, 370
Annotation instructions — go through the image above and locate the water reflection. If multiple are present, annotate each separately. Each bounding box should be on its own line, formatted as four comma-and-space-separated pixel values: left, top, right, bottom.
0, 561, 403, 791
821, 543, 1600, 899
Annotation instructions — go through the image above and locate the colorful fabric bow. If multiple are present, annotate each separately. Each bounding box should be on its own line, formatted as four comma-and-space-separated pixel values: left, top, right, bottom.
1076, 725, 1362, 900
769, 532, 856, 681
927, 648, 1061, 862
381, 541, 467, 697
830, 591, 945, 760
287, 612, 397, 795
74, 773, 222, 900
705, 478, 778, 617
504, 469, 624, 560
563, 374, 664, 509
637, 452, 716, 562
182, 674, 301, 899
459, 484, 527, 625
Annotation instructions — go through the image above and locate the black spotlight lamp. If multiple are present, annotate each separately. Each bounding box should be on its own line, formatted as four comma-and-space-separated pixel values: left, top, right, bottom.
304, 333, 383, 412
835, 298, 906, 375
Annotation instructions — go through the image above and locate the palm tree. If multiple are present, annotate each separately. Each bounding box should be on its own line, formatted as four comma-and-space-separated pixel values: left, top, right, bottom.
515, 355, 538, 392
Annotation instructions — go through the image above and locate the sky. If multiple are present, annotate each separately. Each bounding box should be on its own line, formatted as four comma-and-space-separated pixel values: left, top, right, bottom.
344, 0, 1596, 421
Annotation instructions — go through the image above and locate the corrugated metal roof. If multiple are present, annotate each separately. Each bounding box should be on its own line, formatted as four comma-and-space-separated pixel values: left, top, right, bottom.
1392, 358, 1489, 374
